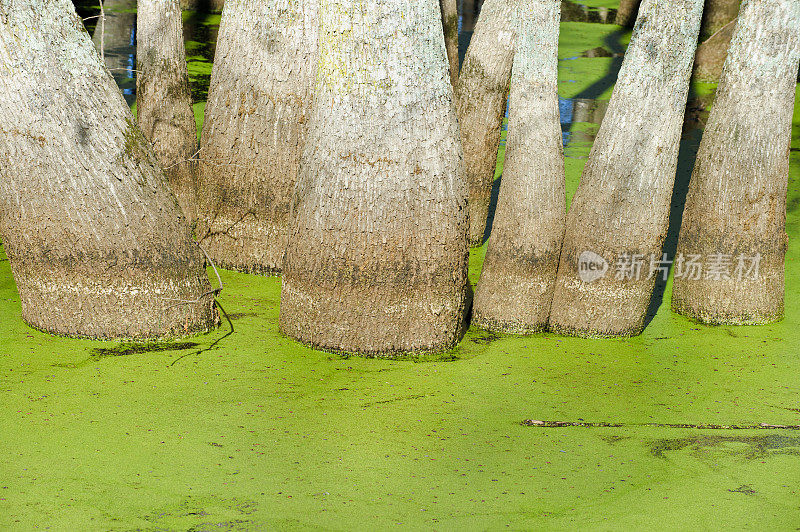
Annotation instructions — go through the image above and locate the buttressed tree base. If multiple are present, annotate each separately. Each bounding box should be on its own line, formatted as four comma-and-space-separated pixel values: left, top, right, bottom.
280, 0, 470, 356
673, 0, 800, 325
0, 0, 218, 340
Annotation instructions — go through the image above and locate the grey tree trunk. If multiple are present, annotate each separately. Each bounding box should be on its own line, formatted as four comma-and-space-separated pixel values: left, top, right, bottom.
672, 0, 800, 325
441, 0, 459, 87
549, 0, 704, 338
454, 0, 515, 246
280, 0, 469, 356
137, 0, 199, 224
615, 0, 641, 27
0, 0, 218, 339
472, 0, 565, 334
197, 0, 317, 274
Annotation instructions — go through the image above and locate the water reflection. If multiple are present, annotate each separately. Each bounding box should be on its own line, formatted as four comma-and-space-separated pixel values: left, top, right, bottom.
90, 0, 137, 106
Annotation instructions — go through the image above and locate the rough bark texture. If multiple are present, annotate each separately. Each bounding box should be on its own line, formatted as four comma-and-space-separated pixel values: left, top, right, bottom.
673, 0, 800, 325
455, 0, 515, 246
137, 0, 199, 224
197, 0, 317, 274
280, 0, 469, 356
0, 0, 218, 339
549, 0, 704, 338
700, 0, 740, 41
693, 17, 737, 82
614, 0, 641, 27
472, 0, 565, 334
441, 0, 459, 87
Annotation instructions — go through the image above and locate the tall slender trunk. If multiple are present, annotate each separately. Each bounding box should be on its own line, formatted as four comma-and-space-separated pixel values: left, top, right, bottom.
472, 0, 565, 334
700, 0, 740, 41
614, 0, 641, 27
693, 17, 737, 82
549, 0, 704, 338
137, 0, 199, 224
454, 0, 515, 246
197, 0, 317, 274
280, 0, 469, 356
673, 0, 800, 325
0, 0, 218, 339
441, 0, 459, 87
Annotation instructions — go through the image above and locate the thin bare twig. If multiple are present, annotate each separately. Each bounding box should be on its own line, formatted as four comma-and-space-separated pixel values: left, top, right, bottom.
98, 0, 105, 63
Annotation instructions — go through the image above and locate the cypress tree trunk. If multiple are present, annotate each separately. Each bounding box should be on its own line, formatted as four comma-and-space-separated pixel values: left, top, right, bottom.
700, 0, 740, 41
280, 0, 469, 356
197, 0, 317, 274
549, 0, 704, 338
614, 0, 641, 27
441, 0, 459, 87
693, 17, 737, 82
672, 0, 800, 325
137, 0, 199, 224
454, 0, 515, 246
0, 0, 218, 339
472, 0, 565, 334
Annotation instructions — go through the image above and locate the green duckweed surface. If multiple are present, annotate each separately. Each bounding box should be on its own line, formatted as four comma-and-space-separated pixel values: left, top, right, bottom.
2, 5, 800, 530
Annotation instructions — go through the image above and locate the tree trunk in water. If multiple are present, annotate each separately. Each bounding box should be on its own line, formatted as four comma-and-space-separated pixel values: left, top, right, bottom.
700, 0, 740, 41
672, 0, 800, 325
455, 0, 515, 246
0, 0, 218, 339
197, 0, 317, 274
137, 0, 199, 224
693, 17, 737, 82
549, 0, 704, 338
441, 0, 459, 87
615, 0, 641, 27
280, 0, 469, 356
472, 0, 565, 334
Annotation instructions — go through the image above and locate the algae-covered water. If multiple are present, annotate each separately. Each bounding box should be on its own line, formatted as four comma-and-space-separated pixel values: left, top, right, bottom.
2, 1, 799, 529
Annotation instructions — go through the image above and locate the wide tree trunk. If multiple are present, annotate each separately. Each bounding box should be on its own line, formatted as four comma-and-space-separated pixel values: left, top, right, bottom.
549, 0, 704, 338
455, 0, 515, 246
280, 0, 469, 356
137, 0, 199, 224
672, 0, 800, 325
441, 0, 459, 87
614, 0, 641, 27
0, 0, 218, 339
197, 0, 317, 274
472, 0, 565, 334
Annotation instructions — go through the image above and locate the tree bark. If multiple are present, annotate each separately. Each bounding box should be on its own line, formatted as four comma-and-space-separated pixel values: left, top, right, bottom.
549, 0, 704, 338
472, 0, 565, 334
197, 0, 317, 274
454, 0, 515, 246
280, 0, 469, 356
137, 0, 199, 224
0, 0, 218, 339
693, 17, 737, 82
700, 0, 740, 41
672, 0, 800, 325
614, 0, 641, 27
441, 0, 459, 87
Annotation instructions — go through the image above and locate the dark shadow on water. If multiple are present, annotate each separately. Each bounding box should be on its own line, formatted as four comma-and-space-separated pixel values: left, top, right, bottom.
482, 174, 502, 244
643, 91, 706, 328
